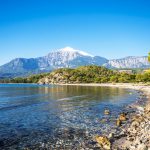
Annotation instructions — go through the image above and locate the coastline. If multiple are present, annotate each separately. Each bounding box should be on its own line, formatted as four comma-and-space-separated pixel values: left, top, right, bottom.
57, 82, 150, 89
57, 83, 150, 103
57, 83, 150, 150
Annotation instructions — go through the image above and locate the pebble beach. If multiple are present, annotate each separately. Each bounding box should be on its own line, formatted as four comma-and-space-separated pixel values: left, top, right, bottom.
58, 83, 150, 150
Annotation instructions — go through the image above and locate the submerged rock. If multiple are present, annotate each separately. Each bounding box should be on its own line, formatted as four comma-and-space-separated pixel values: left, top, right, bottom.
119, 113, 127, 121
104, 109, 110, 115
100, 118, 108, 123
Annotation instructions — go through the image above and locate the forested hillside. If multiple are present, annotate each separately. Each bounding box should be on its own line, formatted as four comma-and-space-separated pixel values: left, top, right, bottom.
1, 66, 150, 84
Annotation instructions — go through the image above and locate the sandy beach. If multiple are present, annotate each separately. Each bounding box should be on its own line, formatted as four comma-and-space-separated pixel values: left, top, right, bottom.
58, 83, 150, 99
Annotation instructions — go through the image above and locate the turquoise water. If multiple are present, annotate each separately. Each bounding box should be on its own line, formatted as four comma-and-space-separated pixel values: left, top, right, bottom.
0, 84, 139, 149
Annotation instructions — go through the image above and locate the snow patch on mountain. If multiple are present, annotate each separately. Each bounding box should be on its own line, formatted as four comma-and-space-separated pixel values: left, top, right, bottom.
58, 46, 94, 57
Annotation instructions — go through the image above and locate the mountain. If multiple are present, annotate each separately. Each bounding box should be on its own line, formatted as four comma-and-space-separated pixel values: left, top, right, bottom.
105, 56, 149, 69
0, 47, 108, 78
40, 47, 108, 69
0, 47, 149, 78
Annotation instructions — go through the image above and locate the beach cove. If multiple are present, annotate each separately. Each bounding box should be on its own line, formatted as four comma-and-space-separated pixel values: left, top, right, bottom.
0, 83, 148, 149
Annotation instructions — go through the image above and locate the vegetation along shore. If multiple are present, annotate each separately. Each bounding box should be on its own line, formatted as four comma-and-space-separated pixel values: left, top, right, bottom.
0, 65, 150, 84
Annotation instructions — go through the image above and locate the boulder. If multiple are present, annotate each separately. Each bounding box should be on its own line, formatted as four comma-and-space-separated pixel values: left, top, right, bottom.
116, 119, 122, 126
95, 135, 111, 150
119, 113, 127, 121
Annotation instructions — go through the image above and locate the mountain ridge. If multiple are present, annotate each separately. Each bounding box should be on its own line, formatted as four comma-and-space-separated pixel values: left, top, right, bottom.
0, 47, 149, 78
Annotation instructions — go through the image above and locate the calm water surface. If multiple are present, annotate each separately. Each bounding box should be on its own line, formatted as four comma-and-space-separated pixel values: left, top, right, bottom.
0, 84, 139, 149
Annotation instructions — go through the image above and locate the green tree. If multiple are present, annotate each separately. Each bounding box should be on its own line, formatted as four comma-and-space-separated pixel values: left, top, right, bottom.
148, 52, 150, 62
135, 74, 143, 82
110, 76, 118, 83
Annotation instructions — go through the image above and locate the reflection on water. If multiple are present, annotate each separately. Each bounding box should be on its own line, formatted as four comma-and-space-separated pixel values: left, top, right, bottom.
0, 84, 139, 149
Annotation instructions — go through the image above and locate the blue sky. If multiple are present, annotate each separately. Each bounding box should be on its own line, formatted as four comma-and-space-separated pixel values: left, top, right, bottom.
0, 0, 150, 65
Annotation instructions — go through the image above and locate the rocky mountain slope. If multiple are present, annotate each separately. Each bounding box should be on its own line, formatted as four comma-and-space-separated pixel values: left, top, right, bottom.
104, 56, 149, 69
0, 47, 149, 78
0, 47, 108, 77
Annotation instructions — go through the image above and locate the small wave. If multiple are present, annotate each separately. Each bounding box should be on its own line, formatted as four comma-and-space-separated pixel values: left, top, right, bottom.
57, 95, 87, 101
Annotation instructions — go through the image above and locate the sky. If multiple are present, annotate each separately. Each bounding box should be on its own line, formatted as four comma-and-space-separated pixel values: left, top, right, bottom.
0, 0, 150, 65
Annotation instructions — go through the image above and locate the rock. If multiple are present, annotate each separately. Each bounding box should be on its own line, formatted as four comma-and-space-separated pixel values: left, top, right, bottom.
100, 118, 107, 123
132, 115, 144, 122
108, 133, 114, 139
116, 119, 122, 126
127, 136, 135, 142
135, 143, 147, 150
119, 113, 127, 121
131, 121, 140, 129
136, 106, 144, 112
95, 135, 111, 150
104, 109, 110, 115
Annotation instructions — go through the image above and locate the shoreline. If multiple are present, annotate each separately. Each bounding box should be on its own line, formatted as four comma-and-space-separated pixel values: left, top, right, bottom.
57, 82, 150, 89
57, 83, 150, 104
57, 83, 150, 149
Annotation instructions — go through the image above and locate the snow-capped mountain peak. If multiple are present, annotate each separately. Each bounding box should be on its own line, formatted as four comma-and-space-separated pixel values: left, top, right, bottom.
58, 46, 94, 57
60, 46, 76, 51
0, 46, 149, 78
